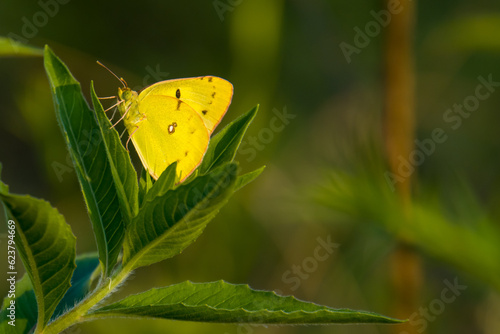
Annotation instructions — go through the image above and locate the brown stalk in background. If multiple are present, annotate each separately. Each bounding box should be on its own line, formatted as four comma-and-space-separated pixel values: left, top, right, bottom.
382, 0, 423, 333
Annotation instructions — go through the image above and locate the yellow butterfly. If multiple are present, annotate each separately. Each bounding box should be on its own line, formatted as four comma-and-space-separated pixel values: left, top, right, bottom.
100, 63, 233, 182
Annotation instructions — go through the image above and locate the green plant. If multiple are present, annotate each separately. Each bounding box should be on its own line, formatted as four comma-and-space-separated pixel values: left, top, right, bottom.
0, 45, 403, 334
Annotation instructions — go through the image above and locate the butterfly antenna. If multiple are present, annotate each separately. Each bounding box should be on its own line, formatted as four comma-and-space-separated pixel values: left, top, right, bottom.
97, 61, 128, 88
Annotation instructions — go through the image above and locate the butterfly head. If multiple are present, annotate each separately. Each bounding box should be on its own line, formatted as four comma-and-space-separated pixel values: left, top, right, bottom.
117, 87, 139, 118
118, 86, 137, 101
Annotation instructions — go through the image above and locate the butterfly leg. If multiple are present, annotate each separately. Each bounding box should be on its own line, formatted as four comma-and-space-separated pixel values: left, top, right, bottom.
104, 100, 122, 121
111, 103, 130, 129
110, 107, 119, 121
104, 99, 122, 113
125, 126, 140, 152
98, 95, 117, 100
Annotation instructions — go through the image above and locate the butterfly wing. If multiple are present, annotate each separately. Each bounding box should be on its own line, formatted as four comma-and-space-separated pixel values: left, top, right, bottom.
138, 76, 233, 134
126, 95, 209, 181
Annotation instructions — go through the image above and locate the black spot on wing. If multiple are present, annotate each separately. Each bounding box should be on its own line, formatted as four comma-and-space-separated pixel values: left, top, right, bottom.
208, 77, 213, 82
185, 151, 188, 157
202, 110, 207, 115
212, 92, 216, 98
176, 89, 181, 98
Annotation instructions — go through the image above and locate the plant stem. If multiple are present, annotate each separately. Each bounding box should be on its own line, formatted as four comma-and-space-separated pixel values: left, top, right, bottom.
37, 266, 132, 334
382, 0, 422, 333
383, 0, 415, 188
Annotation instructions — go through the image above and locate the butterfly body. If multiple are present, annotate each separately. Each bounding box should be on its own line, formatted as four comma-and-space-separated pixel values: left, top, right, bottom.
116, 76, 233, 182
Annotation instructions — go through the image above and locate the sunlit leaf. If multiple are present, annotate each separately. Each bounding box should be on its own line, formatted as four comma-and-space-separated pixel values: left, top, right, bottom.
0, 180, 76, 329
123, 163, 238, 270
88, 280, 403, 324
44, 46, 125, 276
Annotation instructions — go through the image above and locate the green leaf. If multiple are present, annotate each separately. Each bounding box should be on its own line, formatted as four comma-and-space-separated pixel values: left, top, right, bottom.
44, 45, 125, 276
91, 82, 139, 223
141, 162, 177, 207
0, 274, 36, 334
0, 164, 7, 193
0, 253, 99, 333
426, 14, 500, 53
234, 166, 265, 192
314, 166, 500, 291
199, 106, 258, 174
138, 167, 154, 207
123, 163, 238, 271
88, 280, 402, 324
0, 37, 43, 57
0, 185, 76, 328
52, 253, 100, 319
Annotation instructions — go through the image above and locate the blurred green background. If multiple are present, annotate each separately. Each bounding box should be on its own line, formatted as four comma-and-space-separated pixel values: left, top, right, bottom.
1, 0, 500, 333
